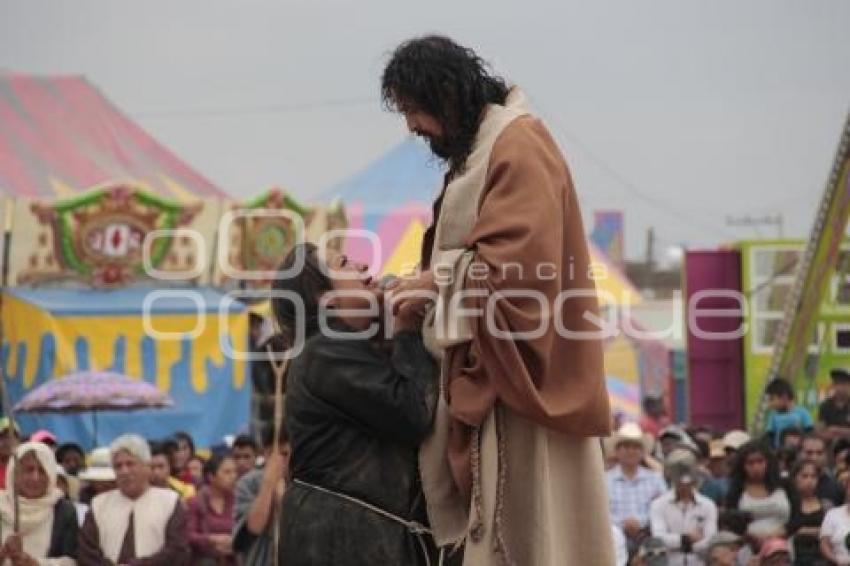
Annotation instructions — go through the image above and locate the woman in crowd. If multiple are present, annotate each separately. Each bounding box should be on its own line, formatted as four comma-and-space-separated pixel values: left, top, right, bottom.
0, 442, 78, 565
787, 460, 828, 564
170, 431, 196, 485
271, 243, 438, 565
186, 453, 239, 565
725, 441, 791, 541
187, 455, 206, 487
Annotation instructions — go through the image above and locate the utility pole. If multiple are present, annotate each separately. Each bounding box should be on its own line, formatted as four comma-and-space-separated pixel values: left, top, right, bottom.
644, 227, 656, 290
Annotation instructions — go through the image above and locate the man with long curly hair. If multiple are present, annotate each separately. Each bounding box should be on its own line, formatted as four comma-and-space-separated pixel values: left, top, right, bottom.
383, 36, 615, 565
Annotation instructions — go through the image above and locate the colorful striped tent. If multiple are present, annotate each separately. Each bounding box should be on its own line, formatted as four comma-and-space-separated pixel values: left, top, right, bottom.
319, 138, 642, 306
320, 138, 666, 418
318, 139, 438, 278
0, 72, 225, 201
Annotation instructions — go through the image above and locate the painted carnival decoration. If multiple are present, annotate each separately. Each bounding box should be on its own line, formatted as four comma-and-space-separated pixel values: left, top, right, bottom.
215, 187, 347, 289
20, 184, 202, 287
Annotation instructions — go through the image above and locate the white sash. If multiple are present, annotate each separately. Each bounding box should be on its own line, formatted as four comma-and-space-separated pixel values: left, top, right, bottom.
418, 89, 530, 547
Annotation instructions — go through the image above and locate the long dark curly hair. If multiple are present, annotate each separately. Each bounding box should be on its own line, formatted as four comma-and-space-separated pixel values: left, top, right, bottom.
381, 35, 510, 176
725, 440, 785, 509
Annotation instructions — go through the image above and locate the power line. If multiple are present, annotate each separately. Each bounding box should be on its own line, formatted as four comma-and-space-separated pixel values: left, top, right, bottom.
130, 96, 378, 119
528, 94, 740, 242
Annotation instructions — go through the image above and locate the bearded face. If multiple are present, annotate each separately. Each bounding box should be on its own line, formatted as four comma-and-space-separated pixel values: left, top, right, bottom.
382, 36, 510, 173
422, 128, 464, 162
399, 102, 470, 168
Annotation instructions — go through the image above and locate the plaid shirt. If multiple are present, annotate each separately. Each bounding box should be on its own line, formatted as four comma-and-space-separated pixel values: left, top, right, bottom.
606, 465, 668, 528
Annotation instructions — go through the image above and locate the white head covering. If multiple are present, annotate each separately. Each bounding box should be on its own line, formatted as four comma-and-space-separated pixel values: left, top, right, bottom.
0, 441, 63, 534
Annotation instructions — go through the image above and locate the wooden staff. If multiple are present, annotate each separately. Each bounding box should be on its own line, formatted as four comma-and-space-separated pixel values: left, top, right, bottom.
266, 343, 289, 566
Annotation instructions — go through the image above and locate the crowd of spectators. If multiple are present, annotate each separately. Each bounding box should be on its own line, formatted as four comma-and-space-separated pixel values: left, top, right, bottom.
607, 368, 850, 565
0, 420, 289, 565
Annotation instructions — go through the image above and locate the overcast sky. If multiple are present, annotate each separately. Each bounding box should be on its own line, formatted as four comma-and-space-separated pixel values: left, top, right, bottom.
2, 0, 848, 259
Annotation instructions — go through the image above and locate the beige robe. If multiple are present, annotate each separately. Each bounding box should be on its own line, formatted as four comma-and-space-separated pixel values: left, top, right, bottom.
419, 88, 615, 566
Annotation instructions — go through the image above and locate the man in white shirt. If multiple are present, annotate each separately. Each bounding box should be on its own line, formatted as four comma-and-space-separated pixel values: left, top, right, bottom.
650, 448, 718, 566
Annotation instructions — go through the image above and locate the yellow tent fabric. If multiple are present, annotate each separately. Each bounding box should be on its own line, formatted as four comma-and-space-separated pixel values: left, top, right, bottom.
381, 218, 428, 277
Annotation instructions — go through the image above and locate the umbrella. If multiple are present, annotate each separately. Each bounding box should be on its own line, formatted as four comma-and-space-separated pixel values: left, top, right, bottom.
13, 370, 174, 445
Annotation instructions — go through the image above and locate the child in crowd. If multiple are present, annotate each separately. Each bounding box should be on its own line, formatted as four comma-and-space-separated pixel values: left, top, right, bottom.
765, 378, 814, 449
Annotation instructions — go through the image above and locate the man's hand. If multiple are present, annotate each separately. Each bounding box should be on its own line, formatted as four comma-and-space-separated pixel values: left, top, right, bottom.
687, 528, 704, 543
386, 270, 437, 320
3, 535, 36, 566
622, 518, 643, 539
3, 534, 22, 558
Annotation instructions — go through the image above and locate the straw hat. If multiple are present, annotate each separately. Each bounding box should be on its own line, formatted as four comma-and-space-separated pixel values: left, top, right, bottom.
78, 447, 116, 482
613, 422, 646, 447
722, 430, 751, 451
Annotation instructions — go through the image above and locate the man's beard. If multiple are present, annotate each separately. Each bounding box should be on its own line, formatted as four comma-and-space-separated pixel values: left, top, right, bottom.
424, 133, 454, 161
422, 130, 470, 170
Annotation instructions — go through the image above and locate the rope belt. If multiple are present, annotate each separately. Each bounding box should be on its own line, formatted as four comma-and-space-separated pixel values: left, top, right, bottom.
293, 478, 445, 566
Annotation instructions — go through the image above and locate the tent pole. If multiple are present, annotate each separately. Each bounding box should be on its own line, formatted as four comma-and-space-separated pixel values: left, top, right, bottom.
0, 292, 20, 533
